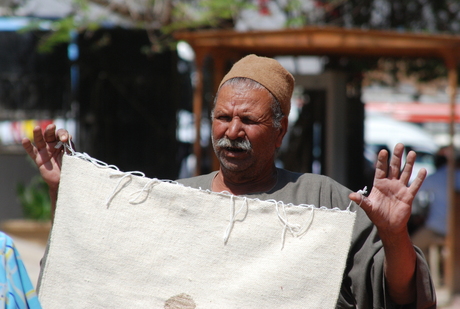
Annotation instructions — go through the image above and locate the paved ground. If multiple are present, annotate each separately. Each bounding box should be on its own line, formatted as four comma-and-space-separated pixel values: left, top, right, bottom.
7, 234, 460, 307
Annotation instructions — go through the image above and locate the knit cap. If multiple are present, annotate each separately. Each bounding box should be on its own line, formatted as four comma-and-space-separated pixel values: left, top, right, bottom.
219, 54, 295, 116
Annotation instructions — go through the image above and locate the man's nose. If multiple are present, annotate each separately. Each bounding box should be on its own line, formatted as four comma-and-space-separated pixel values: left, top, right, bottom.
226, 118, 245, 140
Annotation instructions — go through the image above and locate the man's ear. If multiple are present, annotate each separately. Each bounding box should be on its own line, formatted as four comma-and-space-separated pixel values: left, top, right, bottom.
275, 116, 289, 149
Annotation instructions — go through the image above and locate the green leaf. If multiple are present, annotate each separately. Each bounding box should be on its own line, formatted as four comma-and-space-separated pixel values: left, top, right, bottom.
16, 175, 51, 221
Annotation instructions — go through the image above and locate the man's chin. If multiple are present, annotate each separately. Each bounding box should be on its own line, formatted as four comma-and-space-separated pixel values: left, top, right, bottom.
219, 158, 251, 173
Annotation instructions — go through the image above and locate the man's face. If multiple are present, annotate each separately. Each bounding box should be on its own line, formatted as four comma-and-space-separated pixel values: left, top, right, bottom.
212, 84, 286, 177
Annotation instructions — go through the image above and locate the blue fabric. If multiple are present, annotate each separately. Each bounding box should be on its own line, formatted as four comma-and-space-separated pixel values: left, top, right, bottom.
420, 165, 460, 235
0, 232, 42, 309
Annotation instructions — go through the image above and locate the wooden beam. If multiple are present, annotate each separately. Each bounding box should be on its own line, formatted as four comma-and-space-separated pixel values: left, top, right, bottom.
175, 27, 460, 61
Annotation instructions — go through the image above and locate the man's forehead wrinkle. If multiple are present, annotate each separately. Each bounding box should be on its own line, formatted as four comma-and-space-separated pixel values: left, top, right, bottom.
223, 103, 265, 117
217, 97, 259, 112
214, 84, 273, 123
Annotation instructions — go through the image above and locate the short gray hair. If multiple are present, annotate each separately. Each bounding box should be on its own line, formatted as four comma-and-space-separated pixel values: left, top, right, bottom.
212, 77, 284, 129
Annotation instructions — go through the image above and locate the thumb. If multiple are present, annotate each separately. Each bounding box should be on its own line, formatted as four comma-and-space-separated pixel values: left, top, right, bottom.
348, 191, 371, 211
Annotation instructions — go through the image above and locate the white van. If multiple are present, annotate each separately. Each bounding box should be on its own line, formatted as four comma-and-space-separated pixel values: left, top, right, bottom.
365, 111, 438, 182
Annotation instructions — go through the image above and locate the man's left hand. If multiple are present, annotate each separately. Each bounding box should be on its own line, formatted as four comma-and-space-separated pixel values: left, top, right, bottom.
349, 143, 427, 235
349, 142, 427, 304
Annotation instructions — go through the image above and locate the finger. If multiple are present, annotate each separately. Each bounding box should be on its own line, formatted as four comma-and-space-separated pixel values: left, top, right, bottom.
21, 137, 37, 160
32, 126, 47, 150
375, 149, 389, 180
400, 150, 416, 185
56, 128, 71, 143
388, 143, 404, 179
349, 192, 371, 212
408, 167, 427, 196
43, 124, 57, 143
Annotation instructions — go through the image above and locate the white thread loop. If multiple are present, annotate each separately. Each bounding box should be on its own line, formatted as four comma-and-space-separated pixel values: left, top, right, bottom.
272, 200, 314, 250
223, 196, 248, 244
105, 171, 147, 207
347, 186, 368, 210
128, 179, 160, 204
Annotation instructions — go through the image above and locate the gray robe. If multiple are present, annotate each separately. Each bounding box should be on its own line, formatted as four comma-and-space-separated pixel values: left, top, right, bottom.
179, 168, 436, 309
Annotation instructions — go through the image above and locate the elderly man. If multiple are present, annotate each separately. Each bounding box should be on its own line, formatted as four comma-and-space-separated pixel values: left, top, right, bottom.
23, 54, 435, 308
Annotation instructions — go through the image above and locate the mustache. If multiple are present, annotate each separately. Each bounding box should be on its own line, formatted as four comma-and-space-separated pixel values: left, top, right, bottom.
214, 136, 252, 151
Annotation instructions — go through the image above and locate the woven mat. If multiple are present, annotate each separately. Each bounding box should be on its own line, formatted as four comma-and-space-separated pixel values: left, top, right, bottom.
38, 154, 356, 308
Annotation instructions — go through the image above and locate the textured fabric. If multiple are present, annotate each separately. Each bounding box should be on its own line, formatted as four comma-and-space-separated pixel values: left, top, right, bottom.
0, 232, 42, 309
219, 54, 294, 116
38, 155, 356, 308
180, 169, 437, 309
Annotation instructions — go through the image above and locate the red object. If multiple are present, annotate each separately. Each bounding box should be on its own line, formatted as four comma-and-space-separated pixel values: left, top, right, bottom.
258, 0, 270, 15
39, 119, 54, 131
366, 102, 460, 123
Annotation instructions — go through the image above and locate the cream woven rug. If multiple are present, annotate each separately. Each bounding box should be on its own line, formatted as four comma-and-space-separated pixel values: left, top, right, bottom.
38, 154, 356, 308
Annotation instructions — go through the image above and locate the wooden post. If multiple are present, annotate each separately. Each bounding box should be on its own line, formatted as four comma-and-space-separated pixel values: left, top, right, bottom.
210, 53, 226, 172
444, 52, 460, 295
192, 49, 205, 176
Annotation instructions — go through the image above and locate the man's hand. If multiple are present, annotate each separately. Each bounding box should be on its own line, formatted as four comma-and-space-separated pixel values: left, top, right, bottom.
22, 124, 70, 190
350, 143, 427, 233
349, 143, 427, 305
22, 124, 71, 218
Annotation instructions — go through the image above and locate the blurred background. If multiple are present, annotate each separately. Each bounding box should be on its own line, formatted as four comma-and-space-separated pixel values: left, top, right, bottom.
0, 0, 458, 219
0, 0, 460, 306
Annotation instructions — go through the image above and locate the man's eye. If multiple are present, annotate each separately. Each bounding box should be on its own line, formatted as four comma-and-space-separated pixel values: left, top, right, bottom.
217, 116, 231, 122
242, 118, 256, 125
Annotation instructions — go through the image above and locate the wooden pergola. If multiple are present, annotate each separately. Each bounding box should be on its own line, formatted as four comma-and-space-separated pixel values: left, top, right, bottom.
175, 26, 460, 296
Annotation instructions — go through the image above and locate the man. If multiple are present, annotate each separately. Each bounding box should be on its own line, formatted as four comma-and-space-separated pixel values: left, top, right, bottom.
23, 54, 435, 308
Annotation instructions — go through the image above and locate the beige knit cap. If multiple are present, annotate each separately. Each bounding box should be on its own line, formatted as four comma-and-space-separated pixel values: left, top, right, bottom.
218, 54, 295, 116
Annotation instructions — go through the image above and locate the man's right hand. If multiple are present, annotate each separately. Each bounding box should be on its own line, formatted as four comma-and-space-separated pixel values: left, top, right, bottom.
22, 124, 71, 210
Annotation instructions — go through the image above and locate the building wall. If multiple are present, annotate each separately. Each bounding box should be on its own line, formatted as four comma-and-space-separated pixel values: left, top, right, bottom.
0, 154, 40, 220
